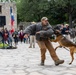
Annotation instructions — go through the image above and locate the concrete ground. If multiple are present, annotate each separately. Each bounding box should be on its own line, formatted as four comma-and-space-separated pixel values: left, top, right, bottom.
0, 42, 76, 75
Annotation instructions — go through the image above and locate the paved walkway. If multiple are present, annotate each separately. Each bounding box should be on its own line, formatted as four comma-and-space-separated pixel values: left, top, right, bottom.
0, 42, 76, 75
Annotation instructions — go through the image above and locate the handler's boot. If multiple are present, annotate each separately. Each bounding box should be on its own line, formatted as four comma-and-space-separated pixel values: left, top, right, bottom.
40, 60, 44, 66
55, 60, 64, 66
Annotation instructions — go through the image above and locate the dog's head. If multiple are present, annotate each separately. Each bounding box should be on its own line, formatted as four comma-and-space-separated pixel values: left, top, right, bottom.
53, 25, 62, 37
53, 29, 62, 37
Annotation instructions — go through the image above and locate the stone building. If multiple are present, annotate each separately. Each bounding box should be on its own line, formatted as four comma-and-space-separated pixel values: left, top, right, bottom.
0, 1, 17, 30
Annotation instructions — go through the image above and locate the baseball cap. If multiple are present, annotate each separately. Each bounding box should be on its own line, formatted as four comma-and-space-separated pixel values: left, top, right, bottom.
41, 17, 48, 21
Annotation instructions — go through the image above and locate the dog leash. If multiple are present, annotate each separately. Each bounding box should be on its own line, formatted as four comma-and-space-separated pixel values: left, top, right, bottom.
63, 47, 69, 51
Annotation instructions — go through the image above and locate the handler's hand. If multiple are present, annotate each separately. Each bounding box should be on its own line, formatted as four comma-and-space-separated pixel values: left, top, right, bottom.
24, 34, 29, 38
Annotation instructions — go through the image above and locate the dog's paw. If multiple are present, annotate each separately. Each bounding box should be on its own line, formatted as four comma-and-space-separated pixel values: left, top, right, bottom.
69, 63, 72, 65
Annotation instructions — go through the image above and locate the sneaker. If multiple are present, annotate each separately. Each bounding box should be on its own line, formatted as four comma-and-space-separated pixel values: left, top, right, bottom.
55, 60, 64, 66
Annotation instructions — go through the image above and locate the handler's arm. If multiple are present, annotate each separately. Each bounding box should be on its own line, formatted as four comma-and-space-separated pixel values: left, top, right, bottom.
39, 25, 54, 37
24, 24, 36, 35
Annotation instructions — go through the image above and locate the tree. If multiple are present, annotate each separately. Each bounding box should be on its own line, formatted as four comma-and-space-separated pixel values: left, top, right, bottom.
55, 0, 76, 27
17, 0, 76, 26
17, 0, 50, 22
45, 0, 66, 25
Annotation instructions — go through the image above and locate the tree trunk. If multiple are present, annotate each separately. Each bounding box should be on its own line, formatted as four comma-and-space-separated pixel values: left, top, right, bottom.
69, 13, 72, 28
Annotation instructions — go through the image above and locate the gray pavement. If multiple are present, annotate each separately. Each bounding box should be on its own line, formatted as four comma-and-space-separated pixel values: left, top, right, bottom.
0, 42, 76, 75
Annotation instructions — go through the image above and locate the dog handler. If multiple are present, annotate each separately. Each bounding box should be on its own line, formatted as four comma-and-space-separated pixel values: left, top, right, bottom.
24, 17, 64, 66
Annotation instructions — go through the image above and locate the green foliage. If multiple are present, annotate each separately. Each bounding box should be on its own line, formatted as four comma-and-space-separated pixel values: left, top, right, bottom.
17, 0, 76, 26
0, 43, 8, 48
55, 0, 76, 27
17, 0, 51, 23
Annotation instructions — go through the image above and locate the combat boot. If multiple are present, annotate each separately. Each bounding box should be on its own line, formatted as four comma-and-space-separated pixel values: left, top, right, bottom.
55, 60, 64, 66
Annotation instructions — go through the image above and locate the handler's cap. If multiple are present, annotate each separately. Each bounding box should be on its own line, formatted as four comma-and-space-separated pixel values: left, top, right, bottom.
41, 17, 48, 21
65, 24, 69, 26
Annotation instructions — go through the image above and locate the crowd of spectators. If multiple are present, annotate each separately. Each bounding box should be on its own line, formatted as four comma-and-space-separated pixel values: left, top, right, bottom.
0, 28, 29, 48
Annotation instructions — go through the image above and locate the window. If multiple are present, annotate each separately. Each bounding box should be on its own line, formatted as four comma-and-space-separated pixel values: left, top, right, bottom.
0, 6, 2, 13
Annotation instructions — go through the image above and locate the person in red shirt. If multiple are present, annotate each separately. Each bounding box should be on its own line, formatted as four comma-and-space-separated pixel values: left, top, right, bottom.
3, 29, 9, 44
19, 30, 24, 43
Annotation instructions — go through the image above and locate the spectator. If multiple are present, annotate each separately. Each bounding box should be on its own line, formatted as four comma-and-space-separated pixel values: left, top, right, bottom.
19, 30, 24, 43
0, 29, 3, 42
23, 35, 26, 43
61, 24, 70, 40
24, 34, 29, 44
29, 22, 36, 48
8, 30, 13, 47
2, 29, 9, 44
12, 30, 19, 47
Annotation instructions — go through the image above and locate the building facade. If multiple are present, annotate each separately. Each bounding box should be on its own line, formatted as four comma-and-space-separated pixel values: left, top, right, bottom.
0, 2, 17, 30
